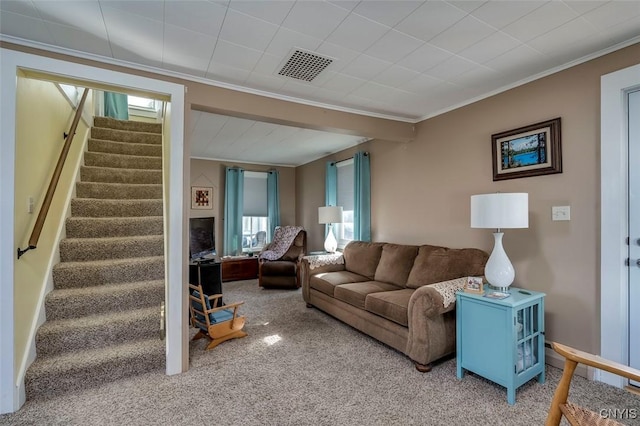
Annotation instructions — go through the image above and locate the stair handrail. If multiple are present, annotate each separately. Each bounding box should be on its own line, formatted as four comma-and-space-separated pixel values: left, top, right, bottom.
17, 88, 89, 259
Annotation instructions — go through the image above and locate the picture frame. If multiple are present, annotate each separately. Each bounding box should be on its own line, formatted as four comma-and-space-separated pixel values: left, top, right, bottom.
191, 186, 213, 210
464, 276, 484, 294
492, 117, 562, 181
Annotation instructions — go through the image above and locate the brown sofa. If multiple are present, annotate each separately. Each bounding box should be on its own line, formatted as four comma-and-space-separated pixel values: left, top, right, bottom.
300, 241, 488, 371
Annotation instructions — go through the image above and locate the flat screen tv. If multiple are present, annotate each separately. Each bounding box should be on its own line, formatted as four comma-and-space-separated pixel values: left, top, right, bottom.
189, 217, 216, 261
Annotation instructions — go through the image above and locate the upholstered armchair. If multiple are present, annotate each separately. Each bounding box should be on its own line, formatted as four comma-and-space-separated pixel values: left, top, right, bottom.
258, 226, 307, 289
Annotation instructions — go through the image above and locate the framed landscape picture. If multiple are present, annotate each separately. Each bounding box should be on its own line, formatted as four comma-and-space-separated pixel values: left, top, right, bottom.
492, 117, 562, 181
191, 186, 213, 209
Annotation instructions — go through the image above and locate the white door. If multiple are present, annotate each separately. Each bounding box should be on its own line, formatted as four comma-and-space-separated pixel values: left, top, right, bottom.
629, 89, 640, 387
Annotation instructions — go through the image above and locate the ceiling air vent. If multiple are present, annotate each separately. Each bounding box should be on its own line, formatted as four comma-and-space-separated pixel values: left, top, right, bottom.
277, 49, 333, 82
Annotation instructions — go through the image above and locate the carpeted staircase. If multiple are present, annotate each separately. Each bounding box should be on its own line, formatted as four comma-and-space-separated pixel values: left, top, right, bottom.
25, 116, 167, 400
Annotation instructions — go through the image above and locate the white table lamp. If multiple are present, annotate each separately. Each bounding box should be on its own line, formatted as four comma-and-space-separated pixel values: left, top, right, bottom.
318, 206, 343, 253
471, 193, 528, 292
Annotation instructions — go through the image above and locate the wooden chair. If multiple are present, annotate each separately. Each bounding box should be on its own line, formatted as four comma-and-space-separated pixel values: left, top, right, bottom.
546, 342, 640, 426
188, 283, 247, 350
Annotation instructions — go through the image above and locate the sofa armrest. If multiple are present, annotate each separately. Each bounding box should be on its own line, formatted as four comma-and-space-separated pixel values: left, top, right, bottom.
300, 255, 346, 302
408, 285, 454, 318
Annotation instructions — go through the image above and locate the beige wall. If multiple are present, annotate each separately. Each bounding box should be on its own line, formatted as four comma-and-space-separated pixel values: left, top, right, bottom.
298, 43, 640, 354
13, 75, 89, 374
190, 159, 296, 253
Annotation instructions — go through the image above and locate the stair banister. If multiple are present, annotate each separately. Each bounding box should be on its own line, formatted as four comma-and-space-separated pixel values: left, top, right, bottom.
17, 88, 89, 259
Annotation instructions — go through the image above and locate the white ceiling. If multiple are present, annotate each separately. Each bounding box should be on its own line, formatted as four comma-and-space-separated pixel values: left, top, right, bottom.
2, 0, 639, 166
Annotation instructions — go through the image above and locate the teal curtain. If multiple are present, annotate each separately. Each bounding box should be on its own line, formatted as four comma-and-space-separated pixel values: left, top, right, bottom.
353, 151, 371, 242
267, 169, 280, 241
325, 161, 337, 238
104, 92, 129, 120
224, 167, 244, 255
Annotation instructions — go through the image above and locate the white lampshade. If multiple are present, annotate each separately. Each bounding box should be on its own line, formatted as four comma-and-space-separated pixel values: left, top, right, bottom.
318, 206, 343, 224
470, 193, 528, 292
471, 193, 528, 229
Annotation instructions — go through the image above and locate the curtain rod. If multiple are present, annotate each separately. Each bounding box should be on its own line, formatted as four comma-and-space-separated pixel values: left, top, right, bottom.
331, 151, 369, 166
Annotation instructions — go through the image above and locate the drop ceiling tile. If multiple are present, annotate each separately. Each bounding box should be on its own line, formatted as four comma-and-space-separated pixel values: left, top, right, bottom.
164, 61, 209, 78
583, 1, 640, 29
228, 0, 295, 26
32, 1, 105, 32
0, 0, 41, 19
313, 86, 348, 103
111, 44, 162, 68
315, 41, 360, 72
281, 1, 349, 39
352, 1, 423, 27
458, 31, 522, 64
100, 0, 164, 22
448, 65, 505, 90
211, 39, 263, 71
164, 1, 226, 37
470, 1, 546, 29
163, 25, 216, 61
395, 1, 467, 42
398, 73, 443, 93
562, 1, 607, 15
279, 80, 320, 98
447, 1, 488, 14
45, 22, 112, 57
205, 62, 251, 84
502, 2, 579, 42
340, 54, 392, 81
264, 27, 323, 59
252, 53, 283, 75
0, 11, 53, 45
528, 17, 598, 56
325, 13, 389, 52
350, 81, 399, 100
364, 29, 424, 63
219, 9, 279, 51
396, 42, 452, 72
484, 44, 550, 80
601, 15, 640, 44
425, 55, 477, 80
244, 72, 287, 92
327, 1, 360, 12
429, 15, 496, 53
371, 65, 420, 88
102, 5, 163, 47
321, 72, 367, 93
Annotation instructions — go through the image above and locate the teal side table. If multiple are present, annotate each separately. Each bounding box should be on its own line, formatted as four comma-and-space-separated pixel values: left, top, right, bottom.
456, 286, 546, 405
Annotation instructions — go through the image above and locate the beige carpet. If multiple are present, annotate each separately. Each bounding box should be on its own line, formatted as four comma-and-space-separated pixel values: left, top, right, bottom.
3, 279, 639, 425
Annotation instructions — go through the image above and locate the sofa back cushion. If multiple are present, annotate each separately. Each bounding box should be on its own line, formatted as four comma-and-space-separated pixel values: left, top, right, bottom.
342, 241, 384, 279
406, 245, 489, 289
374, 244, 419, 286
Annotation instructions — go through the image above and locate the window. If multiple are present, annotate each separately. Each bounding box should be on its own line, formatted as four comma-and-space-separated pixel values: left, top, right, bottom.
242, 171, 268, 253
336, 159, 354, 247
128, 95, 155, 110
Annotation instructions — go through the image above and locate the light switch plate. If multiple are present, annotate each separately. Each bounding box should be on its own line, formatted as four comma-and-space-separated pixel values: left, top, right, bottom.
552, 206, 570, 221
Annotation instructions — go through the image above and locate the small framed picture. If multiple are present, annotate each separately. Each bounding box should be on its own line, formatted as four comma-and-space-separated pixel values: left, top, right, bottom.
191, 186, 213, 210
464, 276, 484, 294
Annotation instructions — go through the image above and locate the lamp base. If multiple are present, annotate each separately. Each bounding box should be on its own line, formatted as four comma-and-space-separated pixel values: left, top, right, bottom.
484, 232, 515, 290
324, 226, 338, 253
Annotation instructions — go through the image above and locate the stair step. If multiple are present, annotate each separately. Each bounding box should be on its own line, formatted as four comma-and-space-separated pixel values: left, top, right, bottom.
88, 138, 162, 157
60, 235, 164, 262
91, 127, 162, 144
66, 216, 163, 238
52, 256, 165, 289
36, 306, 162, 357
93, 116, 162, 134
80, 166, 162, 184
76, 182, 163, 200
71, 198, 163, 217
84, 151, 162, 170
45, 280, 165, 320
25, 338, 165, 401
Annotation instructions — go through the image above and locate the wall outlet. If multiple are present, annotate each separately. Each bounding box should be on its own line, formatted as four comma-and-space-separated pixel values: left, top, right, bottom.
552, 206, 570, 221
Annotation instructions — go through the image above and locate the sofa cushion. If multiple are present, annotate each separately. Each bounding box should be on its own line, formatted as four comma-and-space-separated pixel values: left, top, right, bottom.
365, 288, 414, 327
406, 245, 488, 289
334, 281, 402, 310
374, 244, 419, 287
342, 241, 384, 279
310, 271, 369, 297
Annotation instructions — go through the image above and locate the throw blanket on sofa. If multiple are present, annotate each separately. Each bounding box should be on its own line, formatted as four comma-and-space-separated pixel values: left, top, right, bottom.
259, 226, 304, 261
